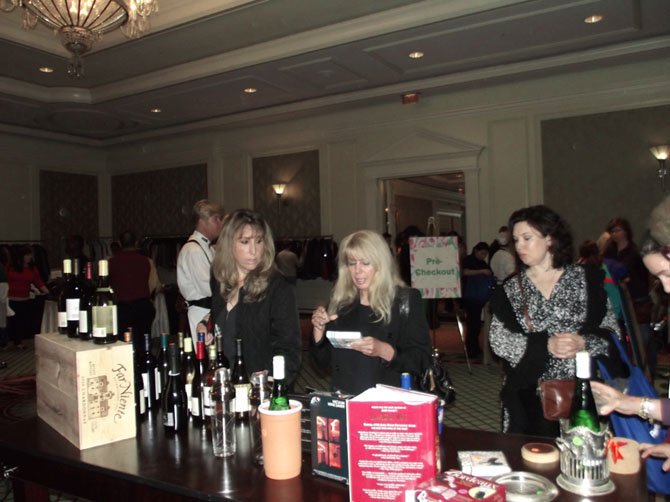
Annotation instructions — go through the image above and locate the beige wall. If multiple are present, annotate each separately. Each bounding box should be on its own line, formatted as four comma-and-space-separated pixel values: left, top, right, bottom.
0, 58, 668, 255
543, 105, 670, 248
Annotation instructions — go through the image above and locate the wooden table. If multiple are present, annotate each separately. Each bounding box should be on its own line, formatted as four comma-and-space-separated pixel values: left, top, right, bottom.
0, 413, 647, 501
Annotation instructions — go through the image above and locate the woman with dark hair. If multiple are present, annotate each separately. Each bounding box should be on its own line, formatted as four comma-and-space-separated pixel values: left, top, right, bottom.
197, 209, 301, 386
603, 216, 654, 374
489, 205, 621, 436
6, 245, 49, 349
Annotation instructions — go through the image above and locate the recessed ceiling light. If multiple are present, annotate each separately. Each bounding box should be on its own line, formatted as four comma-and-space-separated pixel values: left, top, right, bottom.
584, 14, 603, 24
408, 51, 424, 59
39, 67, 54, 73
244, 87, 257, 94
150, 108, 162, 113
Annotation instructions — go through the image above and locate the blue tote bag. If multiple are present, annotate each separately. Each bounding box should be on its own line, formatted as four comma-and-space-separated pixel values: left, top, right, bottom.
597, 334, 670, 494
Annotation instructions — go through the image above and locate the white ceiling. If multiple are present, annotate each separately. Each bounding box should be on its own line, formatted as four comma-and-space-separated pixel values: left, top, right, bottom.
0, 0, 668, 145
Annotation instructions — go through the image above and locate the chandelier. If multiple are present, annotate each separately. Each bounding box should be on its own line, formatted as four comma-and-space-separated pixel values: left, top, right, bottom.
0, 0, 158, 78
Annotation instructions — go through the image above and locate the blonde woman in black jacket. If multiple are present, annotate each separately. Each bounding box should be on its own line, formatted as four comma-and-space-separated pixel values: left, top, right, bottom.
311, 230, 431, 395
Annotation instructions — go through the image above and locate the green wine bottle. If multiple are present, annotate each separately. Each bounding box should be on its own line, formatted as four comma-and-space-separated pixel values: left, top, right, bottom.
269, 355, 290, 411
569, 351, 600, 432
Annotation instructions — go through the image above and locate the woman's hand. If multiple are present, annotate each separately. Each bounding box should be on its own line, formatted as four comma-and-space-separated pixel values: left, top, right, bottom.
548, 332, 585, 359
640, 443, 670, 471
349, 337, 395, 362
196, 321, 213, 345
311, 306, 337, 343
590, 381, 625, 415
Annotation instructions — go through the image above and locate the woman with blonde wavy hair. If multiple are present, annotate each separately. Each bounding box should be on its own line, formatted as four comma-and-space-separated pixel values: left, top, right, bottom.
198, 209, 301, 386
311, 230, 431, 394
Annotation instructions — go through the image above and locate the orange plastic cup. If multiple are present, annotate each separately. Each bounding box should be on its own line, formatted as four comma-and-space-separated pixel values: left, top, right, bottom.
258, 400, 303, 480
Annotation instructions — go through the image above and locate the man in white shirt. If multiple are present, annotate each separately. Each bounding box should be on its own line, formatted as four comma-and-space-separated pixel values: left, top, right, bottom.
177, 199, 225, 336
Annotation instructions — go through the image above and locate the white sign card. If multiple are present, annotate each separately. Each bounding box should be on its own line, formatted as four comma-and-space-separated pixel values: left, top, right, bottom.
409, 236, 461, 298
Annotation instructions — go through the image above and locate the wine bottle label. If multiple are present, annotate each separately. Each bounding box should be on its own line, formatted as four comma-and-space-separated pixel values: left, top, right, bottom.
139, 389, 146, 414
204, 385, 213, 416
92, 305, 117, 336
66, 298, 80, 321
142, 373, 150, 400
192, 397, 201, 416
79, 311, 88, 332
185, 383, 193, 411
234, 384, 251, 413
154, 369, 161, 398
58, 312, 67, 328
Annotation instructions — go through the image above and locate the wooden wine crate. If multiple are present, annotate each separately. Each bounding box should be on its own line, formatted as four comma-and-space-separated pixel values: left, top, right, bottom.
35, 333, 137, 449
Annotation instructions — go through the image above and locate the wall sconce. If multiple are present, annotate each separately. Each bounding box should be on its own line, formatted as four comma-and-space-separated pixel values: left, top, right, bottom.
272, 183, 287, 199
650, 145, 670, 190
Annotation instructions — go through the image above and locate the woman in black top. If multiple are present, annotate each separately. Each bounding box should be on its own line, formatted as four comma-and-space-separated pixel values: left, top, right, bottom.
311, 230, 431, 395
199, 209, 301, 386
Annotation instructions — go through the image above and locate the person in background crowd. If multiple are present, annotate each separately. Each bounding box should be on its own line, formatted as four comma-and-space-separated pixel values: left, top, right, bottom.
603, 217, 655, 376
462, 242, 494, 359
109, 230, 159, 353
490, 205, 623, 436
198, 209, 301, 387
397, 225, 424, 287
177, 199, 225, 337
577, 240, 624, 321
65, 235, 89, 277
490, 226, 516, 284
591, 380, 670, 470
6, 245, 49, 349
275, 241, 304, 284
311, 230, 432, 395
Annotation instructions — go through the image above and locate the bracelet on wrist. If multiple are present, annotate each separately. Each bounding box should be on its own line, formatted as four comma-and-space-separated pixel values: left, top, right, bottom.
638, 397, 653, 420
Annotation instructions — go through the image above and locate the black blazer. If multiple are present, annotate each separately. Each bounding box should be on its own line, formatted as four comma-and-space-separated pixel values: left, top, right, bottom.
211, 273, 302, 386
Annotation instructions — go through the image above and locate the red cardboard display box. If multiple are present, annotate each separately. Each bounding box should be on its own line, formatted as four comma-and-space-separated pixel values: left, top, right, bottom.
347, 385, 438, 501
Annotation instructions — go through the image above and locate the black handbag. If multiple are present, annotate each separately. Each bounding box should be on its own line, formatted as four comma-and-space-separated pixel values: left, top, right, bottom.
420, 348, 456, 405
397, 289, 456, 404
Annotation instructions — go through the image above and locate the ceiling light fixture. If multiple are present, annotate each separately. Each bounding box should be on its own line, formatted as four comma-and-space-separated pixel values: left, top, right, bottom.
584, 14, 603, 24
150, 107, 162, 113
0, 0, 159, 79
39, 66, 54, 73
244, 87, 257, 94
408, 51, 424, 59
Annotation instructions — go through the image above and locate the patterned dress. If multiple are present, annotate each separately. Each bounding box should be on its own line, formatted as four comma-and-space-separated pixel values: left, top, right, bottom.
490, 264, 621, 435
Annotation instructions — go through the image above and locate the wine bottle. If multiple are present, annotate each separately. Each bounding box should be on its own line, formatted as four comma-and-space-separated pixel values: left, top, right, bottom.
215, 333, 230, 369
162, 343, 188, 434
191, 332, 207, 425
157, 333, 169, 396
64, 258, 82, 338
269, 355, 290, 411
123, 329, 146, 420
231, 338, 251, 421
182, 336, 196, 414
203, 343, 218, 422
91, 259, 117, 344
140, 333, 158, 410
569, 351, 600, 432
78, 262, 94, 341
57, 259, 73, 335
177, 331, 185, 359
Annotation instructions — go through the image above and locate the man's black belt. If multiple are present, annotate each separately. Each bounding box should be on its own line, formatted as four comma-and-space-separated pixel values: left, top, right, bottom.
186, 297, 212, 309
